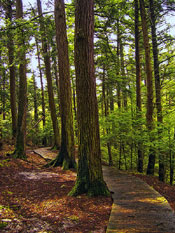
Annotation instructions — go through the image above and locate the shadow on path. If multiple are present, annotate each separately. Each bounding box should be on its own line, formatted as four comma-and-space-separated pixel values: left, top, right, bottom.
33, 148, 175, 232
103, 166, 175, 233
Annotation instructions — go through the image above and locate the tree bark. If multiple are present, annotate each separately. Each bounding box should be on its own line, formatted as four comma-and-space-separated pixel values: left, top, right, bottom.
149, 0, 165, 181
2, 69, 6, 120
116, 19, 121, 109
120, 41, 127, 108
51, 0, 76, 169
140, 0, 155, 175
5, 0, 17, 139
14, 0, 27, 159
37, 0, 60, 149
35, 34, 47, 146
69, 0, 109, 196
102, 67, 113, 166
135, 0, 143, 173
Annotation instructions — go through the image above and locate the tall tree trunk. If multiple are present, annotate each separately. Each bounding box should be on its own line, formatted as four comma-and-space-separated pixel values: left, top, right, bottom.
32, 73, 39, 145
102, 68, 113, 166
140, 0, 155, 175
37, 0, 60, 149
116, 19, 121, 109
33, 74, 38, 124
5, 0, 17, 139
35, 35, 46, 146
120, 41, 127, 108
52, 54, 60, 103
13, 0, 27, 159
135, 0, 143, 173
2, 69, 6, 120
69, 0, 109, 196
51, 0, 76, 169
149, 0, 164, 181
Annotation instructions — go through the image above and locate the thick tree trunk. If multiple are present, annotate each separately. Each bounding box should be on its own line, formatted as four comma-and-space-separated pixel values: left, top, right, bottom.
149, 0, 165, 181
14, 0, 27, 159
5, 0, 17, 139
69, 0, 109, 196
37, 0, 60, 149
140, 0, 155, 175
51, 0, 76, 169
135, 0, 143, 173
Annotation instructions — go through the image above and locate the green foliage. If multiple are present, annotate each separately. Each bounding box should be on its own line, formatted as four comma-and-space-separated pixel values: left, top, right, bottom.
0, 221, 8, 229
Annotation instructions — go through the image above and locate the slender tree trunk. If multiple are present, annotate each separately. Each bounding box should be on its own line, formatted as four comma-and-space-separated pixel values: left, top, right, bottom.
2, 70, 6, 120
149, 0, 165, 181
5, 0, 17, 139
14, 0, 27, 159
33, 74, 38, 124
135, 0, 143, 173
35, 35, 47, 146
102, 68, 113, 166
140, 0, 155, 175
120, 41, 127, 108
51, 0, 76, 169
116, 19, 121, 109
37, 0, 60, 149
52, 54, 60, 103
69, 0, 109, 196
32, 73, 39, 145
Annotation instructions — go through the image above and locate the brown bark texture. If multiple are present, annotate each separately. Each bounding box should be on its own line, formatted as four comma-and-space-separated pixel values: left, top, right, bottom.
5, 0, 17, 138
37, 0, 60, 149
135, 0, 143, 173
69, 0, 109, 196
14, 0, 27, 159
149, 0, 164, 181
140, 0, 155, 175
53, 0, 76, 169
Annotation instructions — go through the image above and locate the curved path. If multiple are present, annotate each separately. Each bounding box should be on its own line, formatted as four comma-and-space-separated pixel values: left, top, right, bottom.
103, 166, 175, 233
34, 148, 175, 232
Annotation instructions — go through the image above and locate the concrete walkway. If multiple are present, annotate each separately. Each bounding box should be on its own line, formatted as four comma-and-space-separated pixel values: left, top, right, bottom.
103, 166, 175, 233
33, 148, 175, 232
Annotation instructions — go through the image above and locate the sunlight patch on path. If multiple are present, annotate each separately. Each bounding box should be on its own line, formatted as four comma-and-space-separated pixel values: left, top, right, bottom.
19, 171, 61, 180
103, 166, 175, 233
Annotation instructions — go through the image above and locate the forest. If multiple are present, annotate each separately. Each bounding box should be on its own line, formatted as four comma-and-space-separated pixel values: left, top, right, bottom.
0, 0, 175, 190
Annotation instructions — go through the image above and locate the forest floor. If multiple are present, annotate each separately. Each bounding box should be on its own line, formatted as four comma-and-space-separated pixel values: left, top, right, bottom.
0, 144, 112, 233
0, 144, 175, 232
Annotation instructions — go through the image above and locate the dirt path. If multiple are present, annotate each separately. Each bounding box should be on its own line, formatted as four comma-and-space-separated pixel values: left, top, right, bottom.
103, 166, 175, 233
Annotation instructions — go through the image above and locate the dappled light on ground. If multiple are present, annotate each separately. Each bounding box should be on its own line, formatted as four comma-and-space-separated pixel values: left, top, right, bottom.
0, 147, 112, 232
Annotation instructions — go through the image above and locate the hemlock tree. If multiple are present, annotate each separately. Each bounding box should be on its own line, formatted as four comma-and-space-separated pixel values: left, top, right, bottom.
13, 0, 27, 159
140, 0, 155, 175
69, 0, 109, 196
37, 0, 61, 149
135, 0, 143, 173
5, 0, 17, 139
149, 0, 164, 181
48, 0, 76, 169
